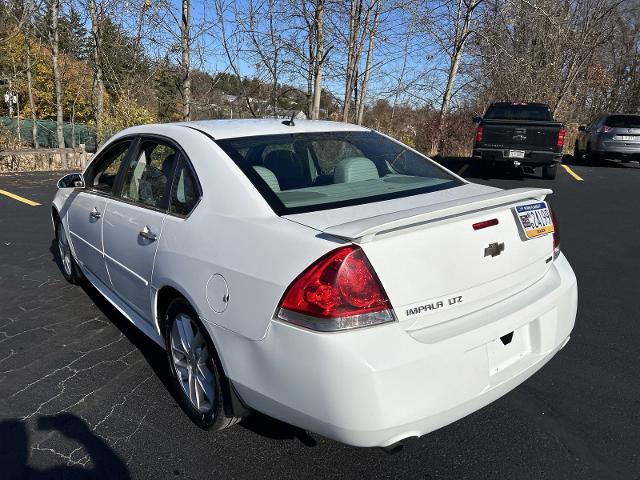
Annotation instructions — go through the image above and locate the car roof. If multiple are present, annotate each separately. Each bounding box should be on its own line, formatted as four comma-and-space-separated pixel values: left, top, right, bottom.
175, 119, 371, 140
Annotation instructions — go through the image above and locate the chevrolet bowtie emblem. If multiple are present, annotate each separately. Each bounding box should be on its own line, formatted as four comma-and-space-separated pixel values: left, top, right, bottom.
484, 242, 505, 257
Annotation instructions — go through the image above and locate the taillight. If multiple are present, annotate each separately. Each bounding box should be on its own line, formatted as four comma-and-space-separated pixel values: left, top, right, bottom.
598, 125, 613, 133
475, 126, 484, 143
556, 127, 566, 149
276, 245, 396, 331
550, 207, 560, 259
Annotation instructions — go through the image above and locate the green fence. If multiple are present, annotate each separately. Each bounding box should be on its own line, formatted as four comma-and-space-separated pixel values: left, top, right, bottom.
0, 117, 97, 152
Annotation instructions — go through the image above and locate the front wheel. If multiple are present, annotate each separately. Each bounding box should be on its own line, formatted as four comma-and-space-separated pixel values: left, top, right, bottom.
55, 218, 84, 284
542, 164, 557, 179
164, 298, 241, 431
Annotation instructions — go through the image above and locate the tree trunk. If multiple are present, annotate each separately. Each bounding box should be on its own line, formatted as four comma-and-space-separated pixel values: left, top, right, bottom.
25, 39, 39, 148
181, 0, 191, 121
342, 0, 372, 123
48, 0, 66, 166
88, 0, 105, 146
355, 0, 380, 125
342, 0, 360, 122
311, 0, 325, 120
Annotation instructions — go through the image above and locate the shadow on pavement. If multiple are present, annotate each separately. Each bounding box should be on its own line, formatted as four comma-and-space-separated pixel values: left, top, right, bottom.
240, 413, 318, 447
0, 413, 130, 479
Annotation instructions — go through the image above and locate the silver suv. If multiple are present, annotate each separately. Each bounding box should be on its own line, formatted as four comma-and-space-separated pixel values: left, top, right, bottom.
574, 114, 640, 164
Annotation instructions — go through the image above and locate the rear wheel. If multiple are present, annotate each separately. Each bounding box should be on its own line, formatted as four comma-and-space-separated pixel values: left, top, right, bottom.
542, 164, 557, 180
55, 217, 84, 284
573, 141, 582, 163
584, 144, 598, 166
164, 297, 241, 431
471, 160, 489, 178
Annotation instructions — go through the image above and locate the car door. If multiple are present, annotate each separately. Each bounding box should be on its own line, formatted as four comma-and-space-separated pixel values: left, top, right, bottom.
102, 138, 178, 321
67, 140, 133, 285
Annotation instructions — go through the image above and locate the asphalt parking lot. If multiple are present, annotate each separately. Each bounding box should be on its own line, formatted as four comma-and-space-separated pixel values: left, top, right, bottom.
1, 160, 639, 480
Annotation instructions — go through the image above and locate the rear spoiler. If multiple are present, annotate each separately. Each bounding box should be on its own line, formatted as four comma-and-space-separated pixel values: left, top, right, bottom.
323, 188, 552, 243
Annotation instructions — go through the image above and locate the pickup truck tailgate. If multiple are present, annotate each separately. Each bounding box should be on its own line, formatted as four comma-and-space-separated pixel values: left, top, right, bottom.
481, 120, 562, 151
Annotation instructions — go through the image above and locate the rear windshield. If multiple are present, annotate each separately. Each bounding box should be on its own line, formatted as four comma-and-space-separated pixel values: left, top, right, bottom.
484, 104, 553, 121
605, 115, 640, 128
216, 131, 462, 215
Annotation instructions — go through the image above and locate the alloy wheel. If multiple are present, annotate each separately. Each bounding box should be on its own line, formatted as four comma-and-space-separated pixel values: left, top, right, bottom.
170, 313, 216, 413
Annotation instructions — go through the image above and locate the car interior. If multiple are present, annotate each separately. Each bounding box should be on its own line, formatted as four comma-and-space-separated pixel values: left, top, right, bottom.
219, 132, 456, 209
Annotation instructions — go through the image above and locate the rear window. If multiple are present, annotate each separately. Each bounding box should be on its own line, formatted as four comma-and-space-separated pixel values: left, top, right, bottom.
605, 115, 640, 128
484, 104, 553, 121
216, 131, 462, 215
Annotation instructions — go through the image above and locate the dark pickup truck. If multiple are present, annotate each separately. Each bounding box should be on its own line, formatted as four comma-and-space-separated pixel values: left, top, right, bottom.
472, 102, 565, 179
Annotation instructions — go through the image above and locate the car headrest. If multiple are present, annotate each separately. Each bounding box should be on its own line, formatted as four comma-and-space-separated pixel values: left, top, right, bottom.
263, 149, 306, 190
253, 166, 280, 192
162, 153, 175, 177
333, 157, 379, 183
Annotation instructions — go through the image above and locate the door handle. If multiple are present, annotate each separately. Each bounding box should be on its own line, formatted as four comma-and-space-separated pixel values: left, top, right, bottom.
139, 225, 157, 242
89, 207, 102, 219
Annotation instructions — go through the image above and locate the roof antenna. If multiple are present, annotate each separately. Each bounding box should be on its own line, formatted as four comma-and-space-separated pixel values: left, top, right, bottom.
282, 111, 295, 127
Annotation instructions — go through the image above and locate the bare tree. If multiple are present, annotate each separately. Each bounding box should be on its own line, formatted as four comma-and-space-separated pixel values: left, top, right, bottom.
180, 0, 191, 120
310, 0, 325, 119
46, 0, 66, 165
88, 0, 105, 143
431, 0, 483, 155
355, 0, 381, 125
24, 29, 39, 148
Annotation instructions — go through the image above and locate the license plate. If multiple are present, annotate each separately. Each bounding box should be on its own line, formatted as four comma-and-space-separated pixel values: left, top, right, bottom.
618, 135, 637, 141
508, 150, 525, 158
514, 202, 554, 239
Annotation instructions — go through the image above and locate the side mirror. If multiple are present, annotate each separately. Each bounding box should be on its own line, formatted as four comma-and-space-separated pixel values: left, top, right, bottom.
57, 173, 85, 189
578, 125, 589, 132
472, 116, 482, 124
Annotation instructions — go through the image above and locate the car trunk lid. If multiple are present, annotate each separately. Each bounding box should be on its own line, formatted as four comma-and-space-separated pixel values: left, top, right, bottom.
285, 187, 555, 331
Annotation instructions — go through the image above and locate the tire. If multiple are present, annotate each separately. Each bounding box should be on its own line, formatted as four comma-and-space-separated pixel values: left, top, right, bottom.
585, 144, 598, 166
542, 164, 557, 180
471, 160, 489, 178
164, 297, 241, 431
55, 217, 84, 284
573, 141, 582, 164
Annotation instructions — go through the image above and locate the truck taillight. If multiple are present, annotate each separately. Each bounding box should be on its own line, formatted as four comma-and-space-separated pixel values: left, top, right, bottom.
475, 126, 484, 143
276, 245, 395, 331
556, 127, 566, 149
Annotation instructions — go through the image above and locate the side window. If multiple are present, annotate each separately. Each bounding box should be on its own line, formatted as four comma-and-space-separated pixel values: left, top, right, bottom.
169, 159, 200, 216
120, 141, 176, 209
90, 141, 131, 194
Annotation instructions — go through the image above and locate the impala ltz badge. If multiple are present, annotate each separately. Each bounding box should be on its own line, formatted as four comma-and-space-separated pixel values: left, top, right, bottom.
484, 242, 505, 257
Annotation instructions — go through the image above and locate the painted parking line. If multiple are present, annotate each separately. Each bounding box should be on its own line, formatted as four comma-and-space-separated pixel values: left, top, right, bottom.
0, 189, 41, 206
561, 164, 583, 181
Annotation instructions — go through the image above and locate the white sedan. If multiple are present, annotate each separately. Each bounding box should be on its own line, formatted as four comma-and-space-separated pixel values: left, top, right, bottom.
52, 119, 577, 448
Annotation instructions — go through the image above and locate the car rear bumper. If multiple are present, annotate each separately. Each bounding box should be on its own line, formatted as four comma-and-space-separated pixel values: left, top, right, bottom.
226, 254, 578, 447
595, 143, 640, 160
473, 148, 562, 166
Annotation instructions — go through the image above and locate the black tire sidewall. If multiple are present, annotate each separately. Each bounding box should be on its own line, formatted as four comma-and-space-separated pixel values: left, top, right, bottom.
163, 297, 225, 430
543, 164, 557, 179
